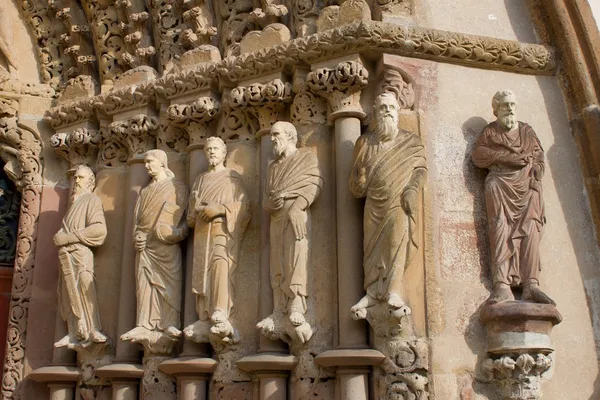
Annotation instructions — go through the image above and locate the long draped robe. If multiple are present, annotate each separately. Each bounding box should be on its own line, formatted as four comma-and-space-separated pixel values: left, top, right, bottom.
134, 178, 188, 331
350, 131, 427, 301
189, 168, 250, 321
472, 121, 545, 286
264, 148, 323, 314
57, 192, 107, 339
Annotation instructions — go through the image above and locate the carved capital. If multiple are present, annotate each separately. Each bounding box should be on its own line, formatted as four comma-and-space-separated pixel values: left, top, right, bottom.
482, 353, 552, 400
167, 97, 220, 147
307, 61, 368, 121
110, 115, 158, 161
93, 84, 154, 116
51, 128, 101, 170
229, 79, 292, 135
45, 99, 96, 130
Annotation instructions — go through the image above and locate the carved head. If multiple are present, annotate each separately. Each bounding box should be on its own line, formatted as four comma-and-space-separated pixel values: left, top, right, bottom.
270, 121, 298, 158
205, 136, 227, 167
371, 93, 400, 142
144, 149, 175, 181
492, 89, 517, 130
72, 165, 95, 195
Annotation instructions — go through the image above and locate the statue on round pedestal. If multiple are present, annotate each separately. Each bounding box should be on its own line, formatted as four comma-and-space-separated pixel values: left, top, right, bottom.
121, 149, 188, 355
472, 89, 554, 306
183, 137, 251, 349
54, 165, 108, 350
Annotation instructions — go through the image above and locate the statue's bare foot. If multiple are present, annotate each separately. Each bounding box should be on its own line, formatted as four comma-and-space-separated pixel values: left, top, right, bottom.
522, 286, 556, 306
210, 319, 234, 339
256, 315, 276, 333
54, 334, 77, 348
210, 310, 227, 324
89, 329, 107, 343
164, 326, 182, 338
387, 292, 406, 308
488, 284, 515, 303
75, 320, 88, 341
288, 308, 305, 326
351, 295, 374, 320
120, 326, 146, 341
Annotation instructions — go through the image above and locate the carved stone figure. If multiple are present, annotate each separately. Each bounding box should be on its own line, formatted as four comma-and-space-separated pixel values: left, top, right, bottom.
472, 90, 554, 305
257, 121, 323, 344
54, 165, 108, 349
121, 150, 188, 355
183, 137, 250, 347
349, 93, 427, 320
0, 2, 18, 76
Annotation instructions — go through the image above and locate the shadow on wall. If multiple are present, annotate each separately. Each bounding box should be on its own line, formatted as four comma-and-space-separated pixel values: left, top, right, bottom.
459, 116, 500, 399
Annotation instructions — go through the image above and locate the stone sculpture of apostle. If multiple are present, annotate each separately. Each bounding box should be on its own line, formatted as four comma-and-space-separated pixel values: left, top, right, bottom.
472, 90, 554, 305
121, 149, 188, 354
54, 165, 108, 349
257, 121, 323, 344
349, 93, 427, 321
183, 137, 250, 347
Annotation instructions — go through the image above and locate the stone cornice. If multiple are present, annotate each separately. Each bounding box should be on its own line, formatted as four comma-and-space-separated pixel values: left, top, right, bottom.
44, 99, 96, 130
44, 21, 555, 128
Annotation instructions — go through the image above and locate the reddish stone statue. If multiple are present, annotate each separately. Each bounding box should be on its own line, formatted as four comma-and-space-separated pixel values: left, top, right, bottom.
472, 90, 554, 305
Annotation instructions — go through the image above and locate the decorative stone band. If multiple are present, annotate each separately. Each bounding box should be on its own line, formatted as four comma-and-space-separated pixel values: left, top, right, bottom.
307, 60, 369, 121
44, 99, 96, 131
228, 79, 293, 135
51, 128, 101, 170
92, 84, 155, 117
109, 115, 158, 161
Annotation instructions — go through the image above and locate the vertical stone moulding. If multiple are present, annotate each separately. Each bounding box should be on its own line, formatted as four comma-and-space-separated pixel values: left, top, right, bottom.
480, 302, 562, 400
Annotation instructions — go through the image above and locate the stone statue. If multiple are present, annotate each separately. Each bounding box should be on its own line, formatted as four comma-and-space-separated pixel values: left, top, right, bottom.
257, 121, 323, 344
183, 137, 251, 347
121, 149, 188, 354
472, 90, 554, 305
349, 93, 427, 321
54, 165, 108, 349
0, 2, 18, 76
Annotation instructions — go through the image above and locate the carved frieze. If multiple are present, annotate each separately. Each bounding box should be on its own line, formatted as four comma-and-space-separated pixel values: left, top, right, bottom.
482, 353, 552, 400
215, 0, 255, 57
51, 128, 101, 170
116, 0, 156, 69
148, 0, 185, 74
45, 99, 96, 130
98, 121, 128, 170
92, 84, 154, 116
0, 97, 42, 400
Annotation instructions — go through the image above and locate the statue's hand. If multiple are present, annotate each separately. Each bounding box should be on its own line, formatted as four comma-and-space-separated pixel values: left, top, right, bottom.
497, 152, 528, 167
531, 163, 543, 180
266, 192, 284, 212
289, 207, 307, 241
134, 231, 147, 251
357, 167, 367, 186
530, 178, 541, 192
401, 188, 418, 215
53, 232, 70, 247
200, 202, 224, 222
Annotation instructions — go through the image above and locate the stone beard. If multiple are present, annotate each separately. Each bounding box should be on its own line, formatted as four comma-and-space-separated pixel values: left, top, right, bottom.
185, 166, 250, 343
350, 94, 427, 319
55, 169, 107, 348
472, 119, 550, 304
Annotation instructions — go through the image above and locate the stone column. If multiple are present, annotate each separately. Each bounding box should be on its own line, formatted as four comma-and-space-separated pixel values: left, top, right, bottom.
307, 57, 384, 400
96, 111, 157, 399
232, 76, 296, 398
158, 93, 221, 400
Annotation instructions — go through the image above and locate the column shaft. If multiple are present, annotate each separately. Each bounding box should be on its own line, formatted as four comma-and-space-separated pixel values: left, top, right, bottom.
178, 377, 208, 400
48, 384, 75, 400
115, 161, 147, 361
259, 375, 287, 400
337, 369, 369, 400
334, 116, 367, 348
112, 381, 138, 400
